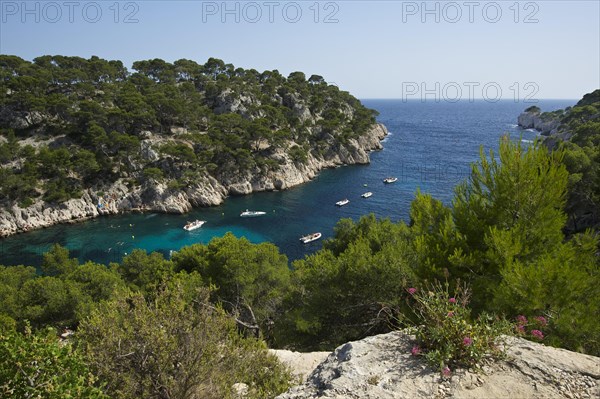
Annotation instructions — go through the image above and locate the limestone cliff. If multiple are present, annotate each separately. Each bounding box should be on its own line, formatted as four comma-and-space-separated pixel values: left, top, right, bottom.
0, 55, 389, 238
517, 107, 562, 136
0, 123, 387, 237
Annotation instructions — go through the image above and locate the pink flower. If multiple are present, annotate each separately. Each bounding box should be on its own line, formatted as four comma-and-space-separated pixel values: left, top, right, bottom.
534, 316, 547, 326
448, 297, 457, 304
531, 330, 544, 340
516, 325, 525, 334
447, 311, 454, 317
463, 337, 473, 346
442, 366, 451, 377
407, 287, 417, 295
411, 345, 421, 356
516, 315, 528, 325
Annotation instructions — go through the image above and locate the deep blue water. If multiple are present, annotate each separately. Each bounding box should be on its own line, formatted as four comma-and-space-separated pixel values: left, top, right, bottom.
0, 100, 574, 267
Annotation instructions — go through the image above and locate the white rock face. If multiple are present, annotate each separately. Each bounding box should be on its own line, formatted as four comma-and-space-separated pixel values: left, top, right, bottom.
275, 331, 600, 399
517, 111, 538, 129
0, 110, 48, 130
517, 111, 561, 135
0, 123, 388, 238
213, 89, 258, 117
140, 140, 160, 161
283, 93, 313, 123
270, 349, 329, 383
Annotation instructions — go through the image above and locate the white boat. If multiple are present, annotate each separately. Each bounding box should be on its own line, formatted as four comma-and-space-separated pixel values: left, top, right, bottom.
336, 199, 350, 206
240, 209, 266, 217
361, 192, 373, 198
300, 232, 322, 244
383, 177, 398, 184
183, 220, 206, 231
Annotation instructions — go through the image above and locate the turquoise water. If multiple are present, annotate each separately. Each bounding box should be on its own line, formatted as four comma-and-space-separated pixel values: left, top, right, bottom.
0, 99, 574, 266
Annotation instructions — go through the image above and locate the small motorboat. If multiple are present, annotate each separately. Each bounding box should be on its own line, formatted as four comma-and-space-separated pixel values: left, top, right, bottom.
240, 209, 267, 217
183, 220, 206, 231
300, 232, 322, 244
383, 177, 398, 184
361, 192, 373, 198
336, 199, 350, 206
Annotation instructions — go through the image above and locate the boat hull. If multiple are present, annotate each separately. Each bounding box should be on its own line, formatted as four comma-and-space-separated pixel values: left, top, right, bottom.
240, 212, 266, 217
183, 220, 205, 231
300, 232, 322, 243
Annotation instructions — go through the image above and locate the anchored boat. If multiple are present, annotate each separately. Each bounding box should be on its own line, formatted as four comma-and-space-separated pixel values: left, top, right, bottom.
300, 232, 322, 244
336, 199, 350, 206
183, 220, 206, 231
240, 210, 267, 217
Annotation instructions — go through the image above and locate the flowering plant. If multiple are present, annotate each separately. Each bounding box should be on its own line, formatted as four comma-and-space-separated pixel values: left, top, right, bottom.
408, 281, 511, 376
514, 314, 548, 341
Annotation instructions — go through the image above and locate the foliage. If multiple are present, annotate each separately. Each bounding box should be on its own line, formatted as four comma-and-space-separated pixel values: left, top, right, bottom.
534, 90, 600, 232
492, 231, 600, 355
0, 324, 108, 398
279, 215, 417, 350
41, 243, 79, 276
413, 138, 569, 306
0, 246, 126, 330
409, 281, 511, 374
77, 284, 291, 399
172, 233, 291, 339
116, 249, 174, 295
0, 55, 378, 205
142, 166, 164, 181
1, 240, 293, 396
524, 105, 540, 113
408, 136, 600, 355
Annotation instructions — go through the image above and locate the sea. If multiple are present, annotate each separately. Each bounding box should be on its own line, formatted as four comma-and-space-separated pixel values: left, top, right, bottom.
0, 99, 574, 267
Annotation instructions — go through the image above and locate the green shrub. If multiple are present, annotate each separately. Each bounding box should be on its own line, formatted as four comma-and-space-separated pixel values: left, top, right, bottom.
78, 284, 292, 399
142, 167, 164, 181
167, 179, 186, 191
524, 105, 541, 113
0, 324, 108, 398
408, 281, 511, 375
18, 197, 35, 208
289, 145, 308, 163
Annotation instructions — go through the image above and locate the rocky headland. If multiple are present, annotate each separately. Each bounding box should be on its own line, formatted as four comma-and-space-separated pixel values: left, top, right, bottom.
517, 106, 562, 136
0, 56, 388, 238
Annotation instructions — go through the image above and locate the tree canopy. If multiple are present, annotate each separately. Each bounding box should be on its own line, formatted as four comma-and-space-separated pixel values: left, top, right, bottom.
0, 55, 378, 207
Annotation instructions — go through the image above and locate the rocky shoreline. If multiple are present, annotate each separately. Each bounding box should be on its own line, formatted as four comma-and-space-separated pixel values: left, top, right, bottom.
517, 108, 561, 136
0, 123, 388, 238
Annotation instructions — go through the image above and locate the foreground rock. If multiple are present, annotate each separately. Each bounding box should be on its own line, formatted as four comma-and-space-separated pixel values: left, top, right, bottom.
0, 123, 388, 238
276, 331, 599, 399
270, 349, 330, 383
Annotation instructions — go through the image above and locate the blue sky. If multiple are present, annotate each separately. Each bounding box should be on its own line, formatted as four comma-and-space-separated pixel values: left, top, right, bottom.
1, 0, 598, 99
